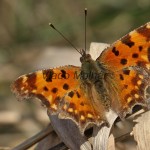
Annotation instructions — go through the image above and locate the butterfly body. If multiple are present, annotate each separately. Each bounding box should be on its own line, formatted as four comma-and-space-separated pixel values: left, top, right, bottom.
12, 22, 150, 132
80, 53, 115, 110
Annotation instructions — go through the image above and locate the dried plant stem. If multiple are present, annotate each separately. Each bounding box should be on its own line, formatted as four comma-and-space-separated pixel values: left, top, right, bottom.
12, 125, 53, 150
115, 132, 132, 142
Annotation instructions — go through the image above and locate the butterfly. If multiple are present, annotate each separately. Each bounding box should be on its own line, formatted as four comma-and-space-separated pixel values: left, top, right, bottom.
11, 22, 150, 133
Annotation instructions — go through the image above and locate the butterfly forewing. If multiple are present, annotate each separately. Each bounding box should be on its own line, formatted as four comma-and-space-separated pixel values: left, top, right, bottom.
98, 22, 150, 70
11, 65, 105, 132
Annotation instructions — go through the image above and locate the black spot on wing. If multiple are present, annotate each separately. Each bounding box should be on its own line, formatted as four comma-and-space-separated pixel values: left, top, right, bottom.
63, 83, 69, 90
123, 69, 130, 75
43, 69, 54, 82
112, 47, 119, 56
119, 74, 124, 80
68, 91, 74, 98
61, 70, 67, 79
51, 87, 58, 93
120, 59, 127, 65
139, 46, 143, 51
122, 34, 135, 48
43, 86, 48, 91
132, 53, 139, 58
76, 91, 81, 98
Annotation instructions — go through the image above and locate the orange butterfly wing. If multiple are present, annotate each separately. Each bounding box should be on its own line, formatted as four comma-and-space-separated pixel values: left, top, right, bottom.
97, 22, 150, 116
98, 22, 150, 70
11, 65, 105, 132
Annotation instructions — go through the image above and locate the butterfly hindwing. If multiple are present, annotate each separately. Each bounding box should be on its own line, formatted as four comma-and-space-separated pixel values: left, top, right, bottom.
113, 67, 150, 117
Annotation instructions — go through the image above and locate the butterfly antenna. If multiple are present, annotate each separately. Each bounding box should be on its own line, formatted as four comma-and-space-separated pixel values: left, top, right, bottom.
84, 8, 87, 54
49, 23, 82, 55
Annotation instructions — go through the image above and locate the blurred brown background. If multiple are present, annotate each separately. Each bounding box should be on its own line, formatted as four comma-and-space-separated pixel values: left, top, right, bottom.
0, 0, 150, 149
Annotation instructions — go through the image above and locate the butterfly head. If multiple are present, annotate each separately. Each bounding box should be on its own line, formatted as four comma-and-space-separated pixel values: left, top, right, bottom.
80, 49, 92, 63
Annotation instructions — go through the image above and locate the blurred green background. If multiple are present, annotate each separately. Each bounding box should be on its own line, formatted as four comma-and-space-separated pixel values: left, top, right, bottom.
0, 0, 150, 149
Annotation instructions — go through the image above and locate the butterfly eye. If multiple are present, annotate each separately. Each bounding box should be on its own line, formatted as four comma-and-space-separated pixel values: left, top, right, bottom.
86, 54, 91, 58
80, 57, 84, 62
